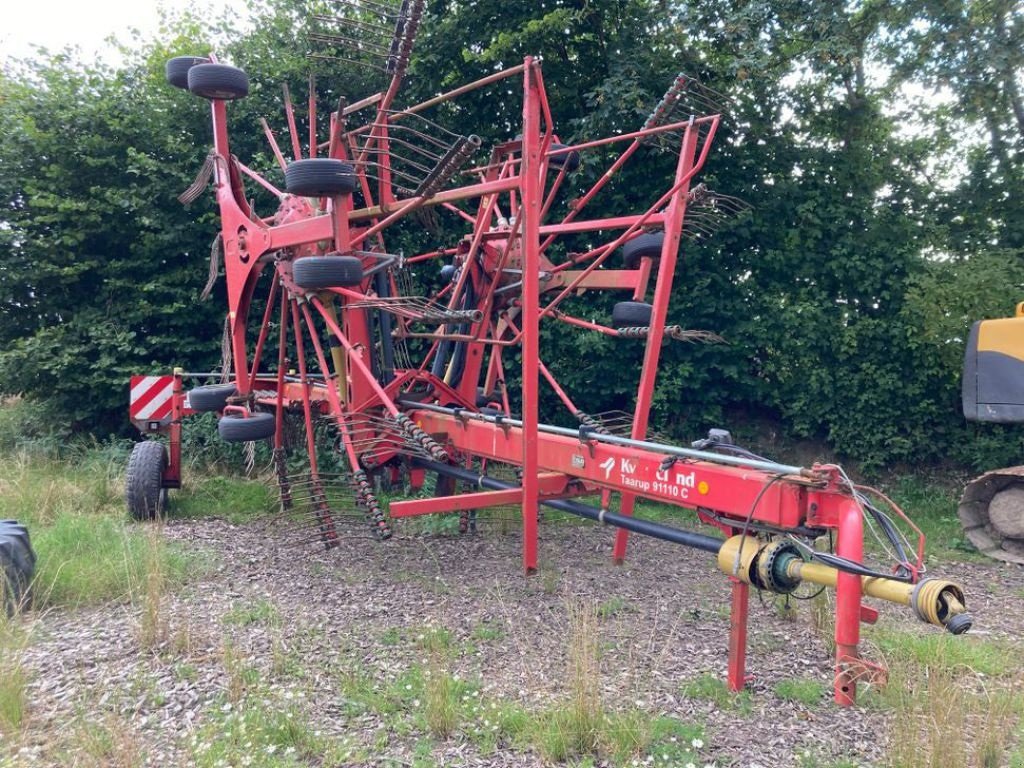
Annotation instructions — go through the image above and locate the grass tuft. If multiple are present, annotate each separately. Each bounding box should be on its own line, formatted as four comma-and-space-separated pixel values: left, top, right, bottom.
0, 615, 30, 736
0, 452, 193, 610
774, 677, 827, 706
681, 673, 754, 715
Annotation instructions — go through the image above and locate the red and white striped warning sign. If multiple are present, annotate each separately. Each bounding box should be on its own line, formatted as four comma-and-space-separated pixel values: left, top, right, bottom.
129, 376, 175, 421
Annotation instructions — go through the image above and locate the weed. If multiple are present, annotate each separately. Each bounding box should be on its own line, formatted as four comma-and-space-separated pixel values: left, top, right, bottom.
423, 663, 461, 738
415, 626, 454, 655
0, 452, 192, 609
887, 664, 1019, 768
470, 622, 504, 642
71, 711, 145, 767
869, 628, 1014, 677
173, 473, 274, 524
222, 638, 261, 702
380, 627, 402, 645
190, 693, 328, 768
597, 596, 627, 619
809, 589, 836, 654
134, 525, 169, 650
535, 599, 604, 761
774, 677, 827, 706
0, 657, 28, 736
681, 673, 754, 715
0, 613, 32, 736
223, 597, 280, 628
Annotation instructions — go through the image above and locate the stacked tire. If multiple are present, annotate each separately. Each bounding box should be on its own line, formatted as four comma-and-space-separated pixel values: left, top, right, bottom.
0, 520, 35, 615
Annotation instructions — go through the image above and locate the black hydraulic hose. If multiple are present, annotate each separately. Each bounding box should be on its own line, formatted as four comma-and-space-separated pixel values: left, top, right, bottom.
415, 458, 725, 555
374, 271, 396, 383
446, 281, 475, 389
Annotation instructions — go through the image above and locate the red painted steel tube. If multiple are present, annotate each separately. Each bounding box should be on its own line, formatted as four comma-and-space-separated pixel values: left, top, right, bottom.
539, 140, 642, 255
237, 161, 284, 198
834, 500, 864, 706
247, 280, 279, 392
260, 118, 289, 172
290, 301, 321, 478
308, 75, 317, 159
308, 296, 402, 417
282, 83, 303, 161
550, 311, 620, 337
613, 123, 701, 564
410, 410, 812, 527
389, 473, 571, 517
297, 303, 363, 470
727, 578, 750, 692
273, 285, 289, 451
165, 370, 183, 487
520, 58, 542, 574
504, 315, 580, 413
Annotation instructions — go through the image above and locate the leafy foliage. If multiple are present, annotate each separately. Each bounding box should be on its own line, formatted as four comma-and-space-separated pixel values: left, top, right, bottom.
0, 0, 1021, 470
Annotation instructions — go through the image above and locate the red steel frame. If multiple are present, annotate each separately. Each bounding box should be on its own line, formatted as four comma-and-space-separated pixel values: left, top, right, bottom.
137, 53, 944, 706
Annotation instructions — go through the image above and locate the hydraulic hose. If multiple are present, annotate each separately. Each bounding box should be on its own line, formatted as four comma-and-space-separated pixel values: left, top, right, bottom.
415, 458, 724, 554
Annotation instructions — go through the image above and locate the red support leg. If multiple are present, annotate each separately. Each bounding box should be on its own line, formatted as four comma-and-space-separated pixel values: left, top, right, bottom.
834, 499, 864, 706
727, 577, 749, 692
612, 125, 701, 564
164, 369, 183, 488
520, 57, 541, 575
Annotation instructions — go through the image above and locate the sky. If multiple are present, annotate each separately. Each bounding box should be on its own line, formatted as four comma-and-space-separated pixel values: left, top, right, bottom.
1, 0, 250, 64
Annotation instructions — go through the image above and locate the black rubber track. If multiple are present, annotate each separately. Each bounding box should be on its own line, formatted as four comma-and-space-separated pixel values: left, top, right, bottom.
622, 232, 665, 269
218, 412, 276, 442
0, 519, 35, 615
612, 301, 654, 329
293, 255, 364, 289
126, 441, 167, 521
188, 383, 237, 412
285, 159, 357, 196
165, 55, 209, 89
187, 63, 249, 100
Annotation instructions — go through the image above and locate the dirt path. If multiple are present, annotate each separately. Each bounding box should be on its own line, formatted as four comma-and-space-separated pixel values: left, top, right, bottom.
9, 514, 1024, 767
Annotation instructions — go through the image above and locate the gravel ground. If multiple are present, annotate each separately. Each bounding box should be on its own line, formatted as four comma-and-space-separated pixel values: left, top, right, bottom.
6, 512, 1024, 768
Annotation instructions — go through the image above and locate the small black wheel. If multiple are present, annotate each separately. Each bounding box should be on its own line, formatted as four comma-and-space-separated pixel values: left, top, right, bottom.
285, 159, 357, 196
0, 520, 35, 616
187, 63, 249, 100
166, 55, 210, 89
293, 255, 364, 289
548, 143, 580, 172
622, 232, 665, 269
612, 301, 654, 329
218, 412, 276, 442
188, 383, 238, 412
126, 441, 168, 521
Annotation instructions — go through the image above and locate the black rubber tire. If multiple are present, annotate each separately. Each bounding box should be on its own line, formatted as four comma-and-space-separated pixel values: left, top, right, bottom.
285, 159, 357, 196
612, 301, 654, 329
622, 232, 665, 269
166, 55, 210, 89
548, 143, 580, 172
188, 383, 238, 412
293, 255, 364, 289
476, 387, 494, 407
0, 520, 35, 616
218, 412, 276, 442
187, 63, 249, 100
126, 441, 168, 521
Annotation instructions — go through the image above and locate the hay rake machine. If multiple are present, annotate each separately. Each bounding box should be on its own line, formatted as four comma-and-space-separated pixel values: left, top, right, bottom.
125, 0, 973, 706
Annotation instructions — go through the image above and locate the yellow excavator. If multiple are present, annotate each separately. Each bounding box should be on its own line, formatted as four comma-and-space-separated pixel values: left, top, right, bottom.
960, 302, 1024, 563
